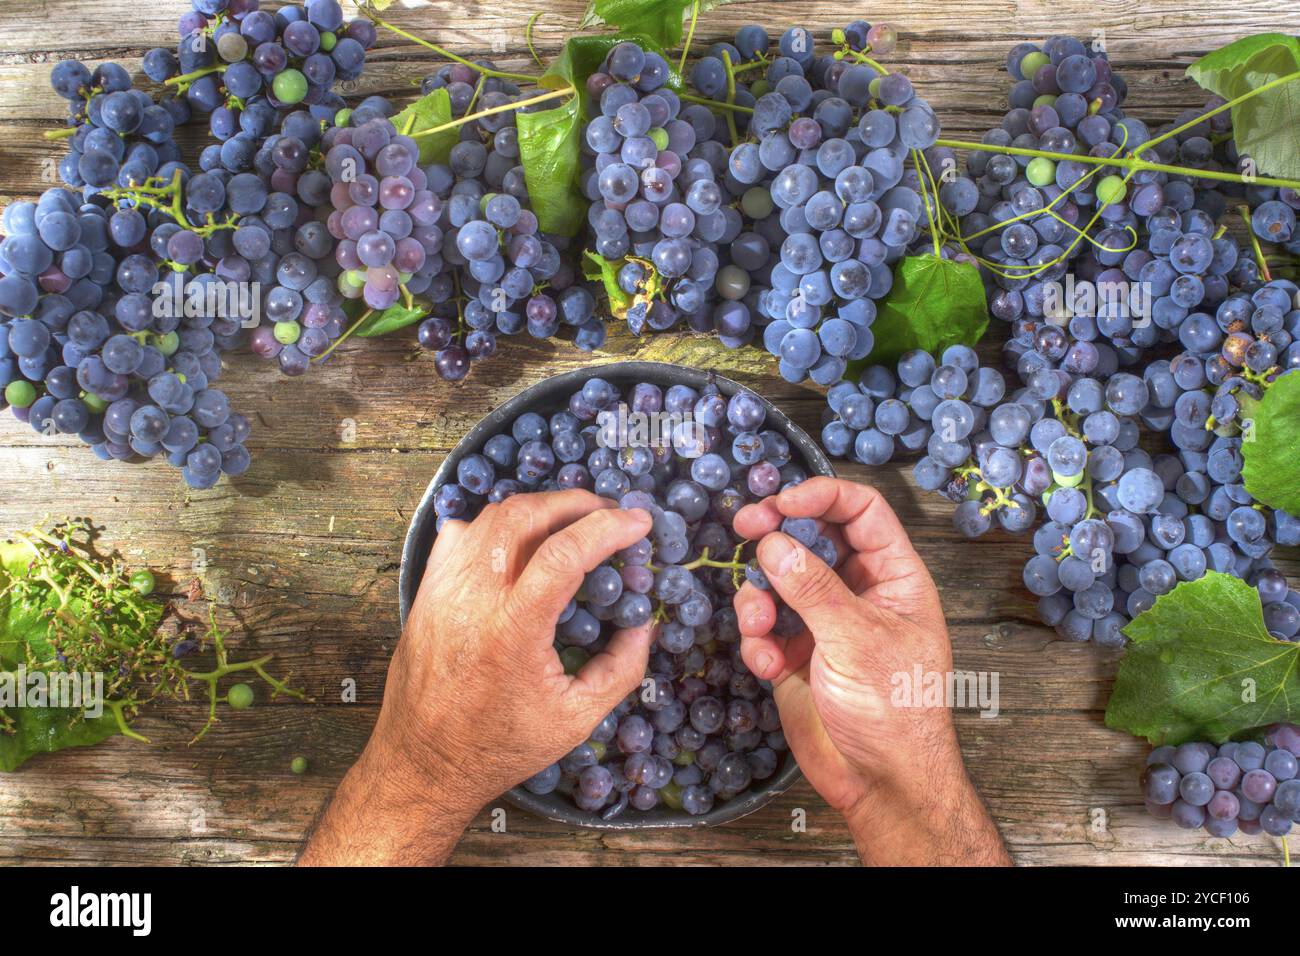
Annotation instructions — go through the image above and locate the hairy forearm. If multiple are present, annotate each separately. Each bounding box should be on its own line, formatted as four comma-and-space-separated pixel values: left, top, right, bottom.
844, 747, 1011, 867
298, 745, 480, 866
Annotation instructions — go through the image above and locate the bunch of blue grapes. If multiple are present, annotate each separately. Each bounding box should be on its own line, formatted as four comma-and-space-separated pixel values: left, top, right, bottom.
822, 344, 1047, 534
1143, 724, 1300, 838
142, 0, 375, 141
48, 59, 190, 199
400, 73, 597, 381
582, 41, 742, 337
222, 104, 366, 376
0, 188, 252, 488
433, 377, 833, 817
701, 25, 972, 384
315, 113, 432, 316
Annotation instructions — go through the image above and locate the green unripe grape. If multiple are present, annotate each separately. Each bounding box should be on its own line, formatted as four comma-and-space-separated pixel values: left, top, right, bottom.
649, 127, 669, 151
1096, 175, 1127, 206
716, 264, 751, 301
334, 107, 352, 128
227, 683, 255, 710
319, 31, 337, 52
398, 271, 413, 283
749, 79, 769, 98
1032, 93, 1057, 108
274, 321, 301, 345
129, 569, 156, 595
1053, 469, 1085, 489
1019, 51, 1050, 79
272, 69, 308, 105
588, 740, 607, 761
741, 185, 774, 219
82, 392, 109, 413
673, 749, 696, 766
345, 269, 367, 288
157, 331, 180, 355
291, 756, 309, 774
4, 380, 36, 408
559, 646, 589, 675
659, 781, 684, 810
1026, 157, 1056, 187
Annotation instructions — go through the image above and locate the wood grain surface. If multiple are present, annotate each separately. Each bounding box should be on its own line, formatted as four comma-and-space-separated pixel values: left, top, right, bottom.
0, 0, 1296, 867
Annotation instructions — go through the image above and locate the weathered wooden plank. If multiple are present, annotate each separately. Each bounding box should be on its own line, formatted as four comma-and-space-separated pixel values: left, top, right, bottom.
0, 0, 1296, 867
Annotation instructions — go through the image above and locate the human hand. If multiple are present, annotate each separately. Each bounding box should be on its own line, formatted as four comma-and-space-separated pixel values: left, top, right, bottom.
732, 476, 1008, 865
300, 490, 654, 865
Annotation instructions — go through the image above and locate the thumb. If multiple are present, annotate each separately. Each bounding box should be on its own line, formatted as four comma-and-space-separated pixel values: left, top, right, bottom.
562, 623, 656, 730
757, 532, 881, 653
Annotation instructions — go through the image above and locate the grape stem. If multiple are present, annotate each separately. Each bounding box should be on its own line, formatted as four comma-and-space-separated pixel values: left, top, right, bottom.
524, 12, 546, 70
1134, 69, 1300, 159
1238, 204, 1273, 281
935, 68, 1300, 193
314, 308, 375, 363
839, 47, 890, 75
720, 50, 740, 148
43, 126, 77, 142
164, 63, 228, 95
679, 92, 753, 114
679, 546, 746, 573
409, 86, 574, 139
183, 608, 307, 745
101, 169, 239, 236
678, 0, 701, 74
934, 136, 1300, 192
366, 12, 542, 84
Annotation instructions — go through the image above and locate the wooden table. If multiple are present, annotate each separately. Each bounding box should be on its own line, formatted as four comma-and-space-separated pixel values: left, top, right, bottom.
0, 0, 1295, 866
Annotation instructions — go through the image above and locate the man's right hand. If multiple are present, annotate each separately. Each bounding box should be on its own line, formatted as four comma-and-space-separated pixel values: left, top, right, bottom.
732, 477, 1010, 866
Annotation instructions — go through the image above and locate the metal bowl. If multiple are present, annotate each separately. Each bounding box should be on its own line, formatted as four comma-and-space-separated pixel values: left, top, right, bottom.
399, 360, 835, 829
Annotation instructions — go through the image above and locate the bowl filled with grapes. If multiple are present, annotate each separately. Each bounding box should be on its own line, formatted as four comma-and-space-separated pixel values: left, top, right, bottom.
400, 360, 834, 827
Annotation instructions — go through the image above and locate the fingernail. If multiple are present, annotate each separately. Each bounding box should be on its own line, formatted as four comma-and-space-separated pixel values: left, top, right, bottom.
744, 606, 766, 631
755, 651, 774, 675
759, 533, 801, 577
628, 507, 653, 527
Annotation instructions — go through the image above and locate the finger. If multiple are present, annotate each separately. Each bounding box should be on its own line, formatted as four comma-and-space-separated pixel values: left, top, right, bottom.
512, 507, 654, 623
774, 477, 932, 596
733, 499, 783, 541
741, 629, 814, 685
756, 531, 867, 650
485, 489, 618, 576
424, 515, 469, 579
563, 623, 656, 727
735, 580, 777, 638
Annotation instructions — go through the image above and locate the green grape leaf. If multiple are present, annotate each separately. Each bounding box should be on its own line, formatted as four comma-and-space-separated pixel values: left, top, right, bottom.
1185, 33, 1299, 94
1186, 35, 1300, 179
1241, 370, 1300, 514
517, 94, 585, 237
524, 34, 681, 237
848, 255, 988, 373
354, 303, 428, 338
0, 542, 124, 771
1104, 572, 1300, 745
1232, 45, 1300, 181
392, 87, 458, 166
579, 0, 737, 49
0, 706, 120, 773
